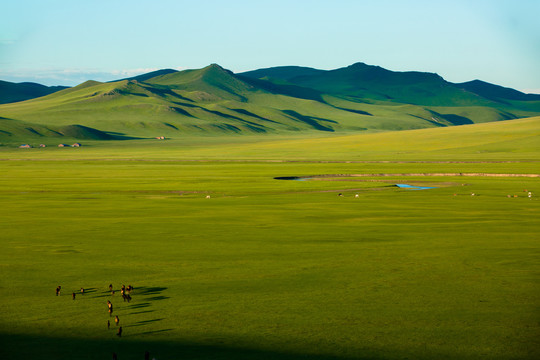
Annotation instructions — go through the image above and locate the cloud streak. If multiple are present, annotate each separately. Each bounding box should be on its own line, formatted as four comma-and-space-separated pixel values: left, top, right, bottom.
520, 89, 540, 95
0, 67, 185, 86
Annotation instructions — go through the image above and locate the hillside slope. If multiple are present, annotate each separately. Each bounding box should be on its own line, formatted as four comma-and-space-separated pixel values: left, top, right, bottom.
1, 63, 540, 143
0, 80, 68, 104
241, 62, 540, 110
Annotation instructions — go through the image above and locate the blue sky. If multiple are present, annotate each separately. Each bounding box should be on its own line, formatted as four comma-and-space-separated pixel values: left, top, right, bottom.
1, 0, 539, 92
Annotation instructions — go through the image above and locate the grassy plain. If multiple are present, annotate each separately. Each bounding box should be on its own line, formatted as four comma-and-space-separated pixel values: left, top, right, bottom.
1, 118, 539, 359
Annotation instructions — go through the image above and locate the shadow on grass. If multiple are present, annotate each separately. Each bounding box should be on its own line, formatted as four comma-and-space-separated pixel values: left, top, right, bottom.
129, 328, 174, 336
127, 302, 151, 309
0, 333, 384, 360
80, 288, 97, 294
124, 318, 165, 328
136, 286, 168, 296
128, 309, 155, 315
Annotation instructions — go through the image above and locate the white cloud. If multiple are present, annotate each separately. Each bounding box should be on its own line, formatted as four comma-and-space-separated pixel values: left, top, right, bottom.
520, 89, 540, 95
0, 67, 176, 86
109, 68, 159, 76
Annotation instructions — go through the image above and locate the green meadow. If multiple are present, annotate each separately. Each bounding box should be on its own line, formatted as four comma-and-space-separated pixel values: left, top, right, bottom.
1, 118, 539, 359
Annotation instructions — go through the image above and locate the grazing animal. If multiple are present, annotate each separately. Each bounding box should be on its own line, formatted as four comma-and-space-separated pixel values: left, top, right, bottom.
354, 194, 359, 198
117, 326, 122, 337
206, 195, 211, 199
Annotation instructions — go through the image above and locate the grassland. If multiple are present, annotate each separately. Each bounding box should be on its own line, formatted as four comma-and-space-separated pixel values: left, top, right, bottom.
0, 118, 539, 359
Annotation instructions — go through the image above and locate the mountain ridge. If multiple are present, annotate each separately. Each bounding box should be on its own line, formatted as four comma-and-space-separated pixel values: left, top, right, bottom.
0, 80, 69, 104
1, 62, 539, 143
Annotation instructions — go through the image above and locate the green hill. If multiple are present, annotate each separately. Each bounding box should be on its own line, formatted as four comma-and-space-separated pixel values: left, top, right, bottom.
241, 62, 483, 106
1, 63, 539, 143
0, 80, 68, 104
455, 80, 540, 102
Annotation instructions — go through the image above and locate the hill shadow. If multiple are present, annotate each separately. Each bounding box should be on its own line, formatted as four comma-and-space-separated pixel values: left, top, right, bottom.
239, 75, 326, 103
228, 108, 281, 124
332, 106, 372, 116
167, 101, 269, 132
437, 113, 474, 125
142, 85, 195, 102
102, 131, 143, 140
281, 110, 336, 132
169, 106, 194, 117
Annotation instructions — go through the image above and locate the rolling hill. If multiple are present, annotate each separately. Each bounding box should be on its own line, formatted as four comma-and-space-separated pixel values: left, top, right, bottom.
1, 63, 539, 144
0, 80, 68, 104
240, 62, 540, 106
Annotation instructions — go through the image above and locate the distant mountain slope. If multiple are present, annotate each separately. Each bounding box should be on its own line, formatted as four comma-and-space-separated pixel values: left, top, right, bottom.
1, 63, 540, 143
0, 66, 368, 139
455, 80, 540, 102
241, 63, 540, 108
242, 62, 491, 106
0, 80, 68, 104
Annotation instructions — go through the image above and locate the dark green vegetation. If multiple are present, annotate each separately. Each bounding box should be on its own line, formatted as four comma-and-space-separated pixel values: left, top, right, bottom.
1, 118, 539, 359
0, 80, 68, 104
1, 63, 540, 145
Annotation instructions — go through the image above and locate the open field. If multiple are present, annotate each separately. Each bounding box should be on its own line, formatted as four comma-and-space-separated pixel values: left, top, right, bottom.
1, 118, 539, 359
